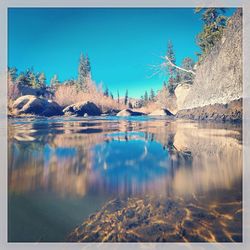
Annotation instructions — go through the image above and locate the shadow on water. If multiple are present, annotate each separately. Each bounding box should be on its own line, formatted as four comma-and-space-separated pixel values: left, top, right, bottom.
8, 117, 242, 242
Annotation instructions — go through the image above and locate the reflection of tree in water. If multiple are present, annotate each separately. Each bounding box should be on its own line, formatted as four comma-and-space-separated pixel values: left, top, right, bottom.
165, 133, 193, 177
142, 130, 193, 177
8, 121, 106, 196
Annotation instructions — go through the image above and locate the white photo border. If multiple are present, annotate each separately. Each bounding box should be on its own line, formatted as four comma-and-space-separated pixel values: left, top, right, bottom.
0, 1, 249, 250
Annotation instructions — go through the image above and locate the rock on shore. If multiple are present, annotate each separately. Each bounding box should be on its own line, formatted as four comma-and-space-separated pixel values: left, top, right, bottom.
116, 109, 145, 117
148, 109, 174, 117
63, 101, 101, 116
12, 95, 63, 117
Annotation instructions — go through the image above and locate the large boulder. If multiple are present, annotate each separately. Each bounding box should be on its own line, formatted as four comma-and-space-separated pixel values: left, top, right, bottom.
12, 95, 63, 117
63, 101, 101, 116
174, 83, 192, 111
148, 109, 174, 117
116, 109, 145, 117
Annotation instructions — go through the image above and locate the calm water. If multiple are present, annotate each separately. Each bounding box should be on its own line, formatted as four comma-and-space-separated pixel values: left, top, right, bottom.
8, 117, 242, 242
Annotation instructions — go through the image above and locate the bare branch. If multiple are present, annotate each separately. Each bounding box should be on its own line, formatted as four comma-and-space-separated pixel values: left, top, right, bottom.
147, 63, 167, 79
162, 56, 196, 75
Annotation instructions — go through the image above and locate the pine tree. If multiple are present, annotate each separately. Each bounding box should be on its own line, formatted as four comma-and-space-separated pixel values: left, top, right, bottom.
163, 81, 167, 89
144, 91, 149, 103
23, 69, 33, 87
85, 55, 91, 76
38, 72, 46, 88
179, 57, 195, 83
117, 90, 120, 103
195, 8, 227, 55
166, 40, 177, 94
110, 92, 114, 99
124, 89, 128, 105
29, 71, 37, 88
104, 86, 109, 97
50, 74, 59, 87
77, 53, 92, 91
167, 40, 176, 78
168, 77, 175, 94
78, 53, 85, 86
8, 67, 18, 82
150, 88, 155, 101
16, 73, 29, 87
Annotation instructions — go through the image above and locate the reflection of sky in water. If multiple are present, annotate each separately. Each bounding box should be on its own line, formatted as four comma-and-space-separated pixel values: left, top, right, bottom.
92, 137, 170, 187
44, 145, 77, 166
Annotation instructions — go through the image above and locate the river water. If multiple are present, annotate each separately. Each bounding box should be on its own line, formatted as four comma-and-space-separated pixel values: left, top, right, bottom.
8, 117, 242, 242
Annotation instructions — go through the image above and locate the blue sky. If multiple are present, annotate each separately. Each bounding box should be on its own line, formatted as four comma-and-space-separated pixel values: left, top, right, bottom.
8, 8, 236, 98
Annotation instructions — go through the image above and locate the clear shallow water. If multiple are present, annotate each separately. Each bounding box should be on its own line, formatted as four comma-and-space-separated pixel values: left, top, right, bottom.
8, 117, 242, 242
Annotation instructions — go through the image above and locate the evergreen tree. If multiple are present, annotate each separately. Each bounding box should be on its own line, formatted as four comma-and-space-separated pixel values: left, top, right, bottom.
195, 8, 227, 55
8, 67, 18, 82
104, 86, 109, 97
140, 95, 145, 106
175, 71, 181, 84
38, 72, 46, 88
85, 55, 91, 76
124, 89, 128, 105
50, 74, 59, 87
16, 73, 30, 87
163, 81, 167, 89
144, 91, 149, 103
64, 79, 76, 86
167, 40, 176, 78
117, 90, 120, 103
24, 69, 33, 87
150, 88, 155, 101
29, 71, 37, 88
179, 57, 195, 83
78, 53, 85, 86
77, 53, 92, 91
166, 41, 177, 94
168, 77, 175, 94
110, 92, 114, 99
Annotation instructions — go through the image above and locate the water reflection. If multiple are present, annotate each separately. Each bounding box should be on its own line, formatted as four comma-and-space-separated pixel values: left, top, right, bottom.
8, 118, 242, 198
8, 117, 242, 242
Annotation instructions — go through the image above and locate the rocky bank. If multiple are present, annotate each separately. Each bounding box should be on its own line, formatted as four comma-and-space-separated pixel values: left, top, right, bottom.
175, 9, 243, 121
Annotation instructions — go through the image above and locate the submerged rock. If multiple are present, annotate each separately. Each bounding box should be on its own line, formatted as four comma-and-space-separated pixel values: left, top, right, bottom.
63, 101, 101, 116
116, 109, 145, 117
67, 196, 240, 242
148, 108, 174, 117
12, 95, 62, 117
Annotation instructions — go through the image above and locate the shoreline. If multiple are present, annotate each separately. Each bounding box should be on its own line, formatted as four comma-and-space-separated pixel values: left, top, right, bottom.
8, 98, 243, 124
